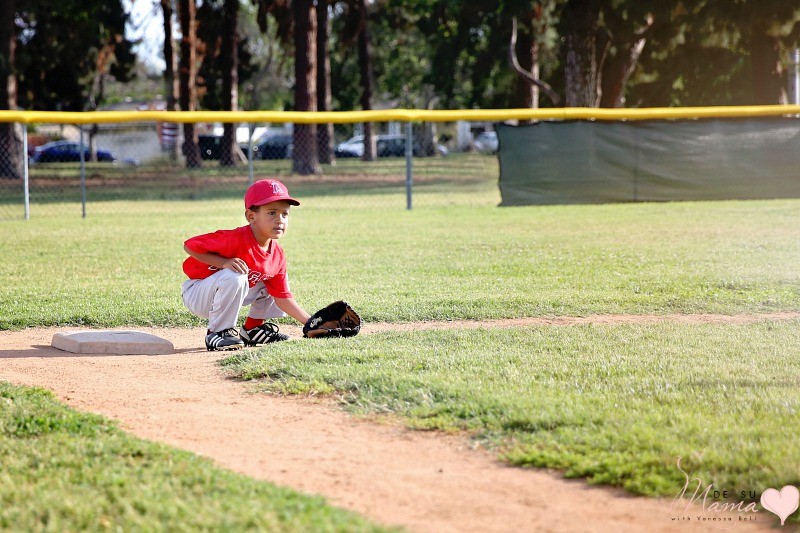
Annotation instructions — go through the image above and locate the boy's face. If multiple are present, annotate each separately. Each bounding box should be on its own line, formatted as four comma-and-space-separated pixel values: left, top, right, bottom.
246, 200, 292, 243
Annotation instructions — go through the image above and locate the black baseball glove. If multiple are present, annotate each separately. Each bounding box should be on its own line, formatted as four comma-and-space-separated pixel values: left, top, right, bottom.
303, 301, 362, 338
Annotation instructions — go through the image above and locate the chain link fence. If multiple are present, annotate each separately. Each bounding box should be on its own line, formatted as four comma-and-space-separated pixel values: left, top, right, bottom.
0, 117, 501, 220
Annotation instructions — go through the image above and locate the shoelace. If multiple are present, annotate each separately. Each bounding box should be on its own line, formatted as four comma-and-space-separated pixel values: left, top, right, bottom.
243, 322, 285, 344
218, 328, 240, 338
253, 322, 279, 334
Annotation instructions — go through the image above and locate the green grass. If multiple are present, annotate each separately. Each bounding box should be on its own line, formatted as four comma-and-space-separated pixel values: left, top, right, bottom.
221, 319, 800, 500
0, 197, 798, 329
2, 191, 800, 520
0, 382, 386, 532
7, 153, 497, 205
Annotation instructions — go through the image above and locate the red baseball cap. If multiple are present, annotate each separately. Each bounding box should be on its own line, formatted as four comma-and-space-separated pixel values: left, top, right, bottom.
244, 179, 300, 208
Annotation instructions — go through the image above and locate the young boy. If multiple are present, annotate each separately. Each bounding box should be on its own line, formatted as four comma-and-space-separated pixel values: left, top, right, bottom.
181, 179, 312, 350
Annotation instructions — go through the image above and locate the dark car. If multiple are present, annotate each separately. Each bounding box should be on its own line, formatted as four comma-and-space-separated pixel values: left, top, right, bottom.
198, 134, 223, 160
335, 134, 448, 159
252, 134, 293, 160
335, 134, 408, 158
377, 135, 407, 157
31, 140, 116, 163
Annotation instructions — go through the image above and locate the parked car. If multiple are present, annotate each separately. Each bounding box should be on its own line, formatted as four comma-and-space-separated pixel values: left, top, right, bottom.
474, 131, 498, 154
198, 134, 223, 160
251, 133, 293, 160
335, 134, 447, 158
334, 135, 366, 158
335, 134, 407, 158
377, 135, 409, 157
31, 140, 116, 163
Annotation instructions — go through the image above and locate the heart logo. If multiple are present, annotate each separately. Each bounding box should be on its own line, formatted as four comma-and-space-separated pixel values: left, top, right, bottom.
761, 485, 800, 525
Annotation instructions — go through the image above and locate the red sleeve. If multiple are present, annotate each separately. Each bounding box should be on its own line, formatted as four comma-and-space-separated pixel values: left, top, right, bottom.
182, 230, 238, 280
184, 230, 234, 256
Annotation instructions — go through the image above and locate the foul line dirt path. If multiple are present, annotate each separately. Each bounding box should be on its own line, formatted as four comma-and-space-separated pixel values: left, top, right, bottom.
3, 313, 795, 532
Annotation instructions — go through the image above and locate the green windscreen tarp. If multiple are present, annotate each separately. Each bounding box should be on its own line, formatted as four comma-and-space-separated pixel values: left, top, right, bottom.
497, 118, 800, 205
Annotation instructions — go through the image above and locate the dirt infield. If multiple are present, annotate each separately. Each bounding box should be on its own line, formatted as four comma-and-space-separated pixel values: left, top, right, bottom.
2, 314, 795, 532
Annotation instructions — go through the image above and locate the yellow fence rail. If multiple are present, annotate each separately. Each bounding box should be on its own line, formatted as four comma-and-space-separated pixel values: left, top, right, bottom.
2, 105, 800, 125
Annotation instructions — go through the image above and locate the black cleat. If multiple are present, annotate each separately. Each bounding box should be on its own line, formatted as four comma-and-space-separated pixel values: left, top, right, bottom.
239, 322, 290, 346
205, 328, 245, 351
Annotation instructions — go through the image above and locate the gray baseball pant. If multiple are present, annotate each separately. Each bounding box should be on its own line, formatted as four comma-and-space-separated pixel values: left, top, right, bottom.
181, 269, 285, 332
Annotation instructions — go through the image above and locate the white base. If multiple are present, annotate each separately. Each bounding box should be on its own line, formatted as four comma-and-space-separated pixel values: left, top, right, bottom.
51, 330, 174, 355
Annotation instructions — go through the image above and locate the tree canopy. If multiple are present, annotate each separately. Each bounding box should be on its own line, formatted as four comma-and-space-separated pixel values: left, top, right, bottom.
5, 0, 800, 112
14, 0, 136, 111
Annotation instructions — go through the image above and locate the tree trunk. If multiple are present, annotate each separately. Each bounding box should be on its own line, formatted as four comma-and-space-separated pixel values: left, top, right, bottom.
750, 31, 786, 104
316, 0, 334, 165
598, 13, 652, 108
562, 0, 602, 107
292, 0, 320, 175
86, 43, 115, 162
598, 37, 647, 108
511, 25, 537, 109
160, 0, 178, 161
219, 0, 239, 167
357, 0, 375, 162
0, 0, 21, 179
509, 15, 560, 108
530, 41, 540, 109
178, 0, 202, 168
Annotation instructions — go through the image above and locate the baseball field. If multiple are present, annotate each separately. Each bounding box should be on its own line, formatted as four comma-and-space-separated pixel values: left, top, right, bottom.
1, 174, 799, 530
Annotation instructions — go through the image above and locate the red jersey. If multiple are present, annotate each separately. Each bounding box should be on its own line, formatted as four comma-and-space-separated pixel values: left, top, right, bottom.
183, 225, 292, 298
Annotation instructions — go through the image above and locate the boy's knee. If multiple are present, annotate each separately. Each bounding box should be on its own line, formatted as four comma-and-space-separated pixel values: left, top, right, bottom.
214, 269, 248, 290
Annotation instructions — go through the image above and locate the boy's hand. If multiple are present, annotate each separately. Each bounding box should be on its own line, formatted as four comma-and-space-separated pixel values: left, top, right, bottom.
222, 257, 249, 274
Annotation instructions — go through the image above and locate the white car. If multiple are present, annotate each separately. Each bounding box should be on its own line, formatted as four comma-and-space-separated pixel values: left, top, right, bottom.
335, 135, 365, 158
474, 131, 498, 154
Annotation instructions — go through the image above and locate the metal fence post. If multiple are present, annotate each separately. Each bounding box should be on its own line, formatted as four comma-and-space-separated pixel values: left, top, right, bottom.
405, 121, 413, 210
247, 122, 254, 185
22, 125, 29, 220
79, 126, 86, 218
794, 49, 800, 105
